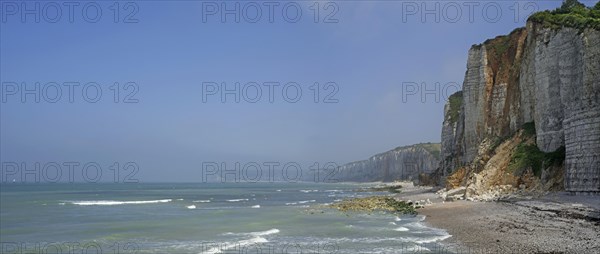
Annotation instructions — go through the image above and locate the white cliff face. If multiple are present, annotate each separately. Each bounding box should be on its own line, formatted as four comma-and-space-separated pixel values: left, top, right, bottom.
461, 45, 488, 163
439, 22, 600, 193
524, 24, 600, 192
336, 144, 440, 183
438, 92, 464, 184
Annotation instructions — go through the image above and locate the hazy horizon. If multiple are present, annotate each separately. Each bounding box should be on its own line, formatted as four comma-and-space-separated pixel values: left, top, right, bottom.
1, 0, 586, 182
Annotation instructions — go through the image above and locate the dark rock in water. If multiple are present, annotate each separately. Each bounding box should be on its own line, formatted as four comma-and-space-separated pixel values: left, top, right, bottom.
327, 196, 417, 215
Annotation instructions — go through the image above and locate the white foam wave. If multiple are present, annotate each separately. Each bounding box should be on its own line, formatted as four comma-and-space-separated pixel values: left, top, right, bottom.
251, 205, 260, 208
202, 236, 268, 254
221, 229, 280, 237
250, 229, 279, 236
187, 205, 197, 209
298, 200, 316, 204
226, 199, 249, 202
402, 234, 452, 244
70, 199, 172, 206
394, 227, 409, 232
193, 200, 211, 203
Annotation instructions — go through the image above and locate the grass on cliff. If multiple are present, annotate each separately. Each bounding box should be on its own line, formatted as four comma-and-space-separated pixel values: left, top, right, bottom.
508, 122, 565, 176
528, 0, 600, 30
491, 122, 537, 153
510, 144, 565, 177
418, 142, 441, 160
488, 35, 511, 57
447, 91, 463, 124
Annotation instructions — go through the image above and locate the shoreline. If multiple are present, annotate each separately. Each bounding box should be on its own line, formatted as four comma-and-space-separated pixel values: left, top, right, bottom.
393, 183, 600, 253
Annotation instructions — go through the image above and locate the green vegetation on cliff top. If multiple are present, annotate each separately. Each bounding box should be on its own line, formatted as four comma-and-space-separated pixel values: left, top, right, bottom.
417, 142, 441, 160
390, 142, 440, 160
528, 0, 600, 30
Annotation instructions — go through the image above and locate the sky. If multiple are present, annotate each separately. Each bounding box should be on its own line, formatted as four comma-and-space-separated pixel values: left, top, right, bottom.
1, 0, 596, 182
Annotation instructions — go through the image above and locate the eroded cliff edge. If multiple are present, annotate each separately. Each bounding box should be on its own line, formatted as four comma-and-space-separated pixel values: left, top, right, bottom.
435, 19, 600, 194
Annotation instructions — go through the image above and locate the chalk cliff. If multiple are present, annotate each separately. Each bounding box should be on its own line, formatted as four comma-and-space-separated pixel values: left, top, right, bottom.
335, 143, 440, 183
437, 16, 600, 194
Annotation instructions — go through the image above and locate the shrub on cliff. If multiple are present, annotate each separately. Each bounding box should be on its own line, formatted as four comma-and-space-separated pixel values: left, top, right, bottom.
510, 144, 565, 177
447, 91, 463, 124
508, 122, 565, 177
528, 0, 600, 30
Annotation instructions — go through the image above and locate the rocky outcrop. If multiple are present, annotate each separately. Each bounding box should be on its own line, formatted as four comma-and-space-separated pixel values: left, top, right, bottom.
335, 143, 440, 183
438, 21, 600, 194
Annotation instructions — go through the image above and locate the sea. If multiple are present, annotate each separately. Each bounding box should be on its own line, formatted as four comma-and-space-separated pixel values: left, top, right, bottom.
0, 183, 452, 253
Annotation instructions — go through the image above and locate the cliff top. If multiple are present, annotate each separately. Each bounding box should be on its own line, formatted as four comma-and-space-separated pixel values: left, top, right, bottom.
343, 142, 441, 166
391, 142, 441, 160
528, 0, 600, 30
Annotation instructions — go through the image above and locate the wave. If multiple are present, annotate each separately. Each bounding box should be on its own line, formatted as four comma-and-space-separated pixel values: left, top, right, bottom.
187, 205, 197, 209
251, 205, 260, 208
69, 199, 172, 206
394, 227, 409, 232
202, 236, 268, 254
401, 234, 452, 244
224, 228, 280, 237
226, 199, 249, 202
193, 200, 211, 203
286, 200, 315, 205
250, 229, 279, 236
205, 229, 279, 253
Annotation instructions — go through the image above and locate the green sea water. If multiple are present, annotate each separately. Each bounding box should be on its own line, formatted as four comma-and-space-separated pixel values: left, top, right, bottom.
0, 183, 452, 253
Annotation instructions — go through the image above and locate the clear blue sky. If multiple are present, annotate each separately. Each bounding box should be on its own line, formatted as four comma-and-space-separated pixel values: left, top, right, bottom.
1, 1, 594, 182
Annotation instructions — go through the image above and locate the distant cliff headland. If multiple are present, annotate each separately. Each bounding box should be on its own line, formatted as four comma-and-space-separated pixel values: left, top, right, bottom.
333, 143, 440, 183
